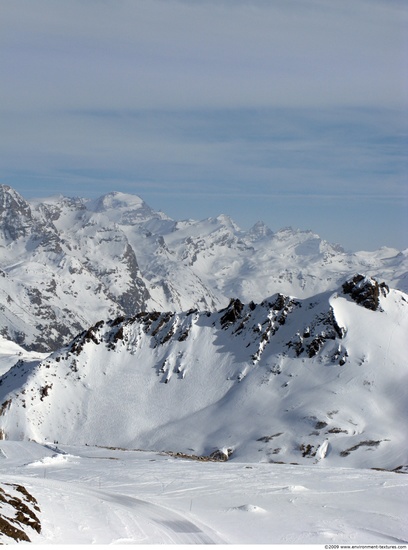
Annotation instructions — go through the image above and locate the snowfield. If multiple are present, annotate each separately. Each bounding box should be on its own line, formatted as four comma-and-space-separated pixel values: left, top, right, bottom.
0, 441, 407, 545
0, 335, 48, 377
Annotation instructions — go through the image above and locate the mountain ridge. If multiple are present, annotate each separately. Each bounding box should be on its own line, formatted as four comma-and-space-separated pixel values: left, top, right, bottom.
0, 274, 406, 470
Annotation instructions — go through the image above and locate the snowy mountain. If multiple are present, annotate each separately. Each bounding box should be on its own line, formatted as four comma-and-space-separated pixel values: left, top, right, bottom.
1, 184, 407, 352
1, 275, 406, 471
1, 185, 407, 544
0, 186, 148, 351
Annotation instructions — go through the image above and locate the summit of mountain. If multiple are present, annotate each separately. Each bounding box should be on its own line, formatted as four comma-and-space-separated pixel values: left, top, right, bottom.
87, 191, 170, 226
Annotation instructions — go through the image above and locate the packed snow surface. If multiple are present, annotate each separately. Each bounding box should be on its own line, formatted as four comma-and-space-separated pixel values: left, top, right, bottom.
0, 441, 407, 544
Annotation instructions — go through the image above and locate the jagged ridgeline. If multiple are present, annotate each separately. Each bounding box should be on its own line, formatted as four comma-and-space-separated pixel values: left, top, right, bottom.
0, 276, 407, 470
1, 184, 407, 352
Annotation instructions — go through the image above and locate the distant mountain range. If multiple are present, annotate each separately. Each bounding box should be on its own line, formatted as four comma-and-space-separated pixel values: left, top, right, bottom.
1, 184, 407, 352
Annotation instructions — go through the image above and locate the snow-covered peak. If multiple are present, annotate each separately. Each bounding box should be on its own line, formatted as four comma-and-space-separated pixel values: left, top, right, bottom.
247, 221, 274, 241
31, 195, 87, 227
90, 191, 145, 212
88, 191, 170, 226
1, 185, 407, 352
214, 213, 241, 232
0, 184, 27, 206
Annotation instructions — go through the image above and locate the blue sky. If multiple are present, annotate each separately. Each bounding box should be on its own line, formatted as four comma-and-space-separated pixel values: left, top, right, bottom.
1, 0, 407, 251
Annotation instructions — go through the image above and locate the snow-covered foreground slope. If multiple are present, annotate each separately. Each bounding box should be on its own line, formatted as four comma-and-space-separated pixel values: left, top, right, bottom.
1, 184, 407, 351
1, 276, 407, 471
0, 441, 407, 545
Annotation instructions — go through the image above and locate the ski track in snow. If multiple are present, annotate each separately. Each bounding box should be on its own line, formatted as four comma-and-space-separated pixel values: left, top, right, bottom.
1, 442, 407, 545
2, 474, 224, 544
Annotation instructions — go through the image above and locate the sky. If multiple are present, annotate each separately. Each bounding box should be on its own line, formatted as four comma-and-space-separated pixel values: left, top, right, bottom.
1, 0, 407, 251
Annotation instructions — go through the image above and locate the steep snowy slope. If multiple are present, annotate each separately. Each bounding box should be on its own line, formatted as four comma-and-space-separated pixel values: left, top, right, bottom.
37, 194, 149, 314
0, 336, 48, 377
0, 276, 406, 470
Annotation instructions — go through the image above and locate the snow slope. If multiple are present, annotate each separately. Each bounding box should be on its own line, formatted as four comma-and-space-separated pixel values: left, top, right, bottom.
0, 441, 407, 544
1, 185, 407, 544
0, 275, 406, 471
0, 335, 48, 377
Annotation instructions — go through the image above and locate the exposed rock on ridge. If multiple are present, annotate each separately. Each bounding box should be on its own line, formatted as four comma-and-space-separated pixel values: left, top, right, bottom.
342, 274, 389, 311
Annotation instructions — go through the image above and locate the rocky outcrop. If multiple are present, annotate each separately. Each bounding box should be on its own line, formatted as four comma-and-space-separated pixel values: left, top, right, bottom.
342, 274, 389, 311
0, 185, 38, 242
0, 483, 41, 543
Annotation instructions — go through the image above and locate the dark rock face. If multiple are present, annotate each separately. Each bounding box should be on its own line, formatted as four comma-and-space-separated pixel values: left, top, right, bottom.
285, 302, 348, 365
220, 298, 244, 328
0, 185, 35, 241
342, 274, 389, 311
115, 243, 149, 314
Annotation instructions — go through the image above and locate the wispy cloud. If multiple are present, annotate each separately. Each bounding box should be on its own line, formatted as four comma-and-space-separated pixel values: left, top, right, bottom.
2, 107, 405, 198
1, 0, 406, 111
